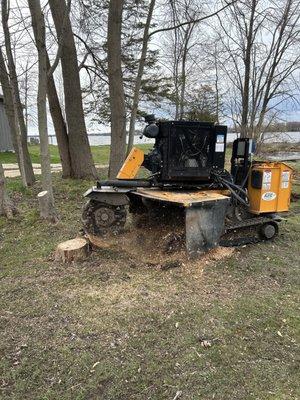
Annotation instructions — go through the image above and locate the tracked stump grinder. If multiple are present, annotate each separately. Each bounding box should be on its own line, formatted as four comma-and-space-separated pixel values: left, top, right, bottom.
83, 116, 293, 257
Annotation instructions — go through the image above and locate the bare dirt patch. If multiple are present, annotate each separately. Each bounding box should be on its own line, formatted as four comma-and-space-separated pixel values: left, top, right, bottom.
87, 221, 235, 274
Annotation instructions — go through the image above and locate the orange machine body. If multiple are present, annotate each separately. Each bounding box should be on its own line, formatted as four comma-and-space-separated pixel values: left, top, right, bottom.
248, 162, 293, 214
117, 147, 144, 180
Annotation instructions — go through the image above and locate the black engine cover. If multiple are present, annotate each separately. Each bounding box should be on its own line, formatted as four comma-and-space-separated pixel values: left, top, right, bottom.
144, 121, 227, 183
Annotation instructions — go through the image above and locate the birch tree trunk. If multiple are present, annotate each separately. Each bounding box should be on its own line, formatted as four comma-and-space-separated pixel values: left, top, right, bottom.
126, 0, 156, 155
49, 0, 97, 179
28, 0, 58, 222
0, 163, 18, 219
107, 0, 126, 178
1, 0, 35, 186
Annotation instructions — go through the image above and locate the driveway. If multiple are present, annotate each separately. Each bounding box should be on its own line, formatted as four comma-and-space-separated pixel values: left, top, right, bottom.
3, 163, 107, 178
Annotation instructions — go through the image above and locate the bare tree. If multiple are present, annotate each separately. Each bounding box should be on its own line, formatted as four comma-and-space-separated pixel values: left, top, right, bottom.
1, 0, 35, 185
28, 0, 58, 222
218, 0, 300, 138
107, 0, 126, 178
0, 162, 18, 219
49, 0, 97, 179
163, 0, 199, 119
126, 0, 156, 155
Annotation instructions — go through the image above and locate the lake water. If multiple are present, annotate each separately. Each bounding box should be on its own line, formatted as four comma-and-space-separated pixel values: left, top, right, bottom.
29, 131, 300, 146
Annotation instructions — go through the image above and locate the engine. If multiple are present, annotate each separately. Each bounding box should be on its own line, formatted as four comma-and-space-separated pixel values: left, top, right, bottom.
142, 115, 227, 183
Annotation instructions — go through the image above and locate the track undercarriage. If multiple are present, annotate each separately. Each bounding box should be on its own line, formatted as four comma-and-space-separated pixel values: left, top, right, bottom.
82, 185, 281, 257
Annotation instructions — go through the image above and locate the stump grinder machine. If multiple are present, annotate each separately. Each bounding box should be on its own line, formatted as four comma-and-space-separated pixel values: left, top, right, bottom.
83, 116, 293, 257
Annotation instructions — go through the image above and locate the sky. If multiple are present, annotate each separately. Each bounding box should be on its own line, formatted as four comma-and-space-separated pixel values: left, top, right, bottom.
0, 0, 300, 138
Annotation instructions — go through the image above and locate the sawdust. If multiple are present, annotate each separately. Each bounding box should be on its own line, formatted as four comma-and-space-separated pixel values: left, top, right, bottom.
87, 219, 235, 271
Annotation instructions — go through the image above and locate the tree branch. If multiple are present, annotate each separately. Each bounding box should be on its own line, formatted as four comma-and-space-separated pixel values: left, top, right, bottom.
148, 0, 237, 38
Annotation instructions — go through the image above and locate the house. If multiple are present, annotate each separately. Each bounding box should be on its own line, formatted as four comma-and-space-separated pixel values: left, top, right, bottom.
0, 94, 13, 152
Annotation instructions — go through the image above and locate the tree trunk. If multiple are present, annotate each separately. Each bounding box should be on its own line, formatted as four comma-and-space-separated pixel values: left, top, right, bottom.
0, 48, 27, 186
28, 0, 58, 222
0, 162, 18, 219
46, 48, 72, 179
1, 0, 35, 185
126, 0, 156, 155
29, 0, 72, 178
49, 0, 97, 179
240, 0, 257, 138
179, 42, 188, 119
107, 0, 127, 178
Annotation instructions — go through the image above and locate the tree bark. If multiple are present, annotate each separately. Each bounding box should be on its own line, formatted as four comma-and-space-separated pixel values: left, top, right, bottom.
0, 48, 27, 186
107, 0, 127, 178
126, 0, 156, 155
28, 0, 58, 222
29, 0, 73, 178
1, 0, 35, 185
55, 237, 90, 263
179, 32, 189, 120
49, 0, 97, 179
0, 162, 18, 219
240, 0, 257, 138
47, 48, 72, 179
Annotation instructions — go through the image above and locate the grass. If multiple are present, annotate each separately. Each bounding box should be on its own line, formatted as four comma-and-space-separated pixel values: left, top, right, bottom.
0, 144, 153, 165
0, 162, 299, 399
1, 142, 299, 165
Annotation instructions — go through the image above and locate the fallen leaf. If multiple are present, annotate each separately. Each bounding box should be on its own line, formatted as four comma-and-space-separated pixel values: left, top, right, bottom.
200, 340, 212, 348
92, 361, 100, 369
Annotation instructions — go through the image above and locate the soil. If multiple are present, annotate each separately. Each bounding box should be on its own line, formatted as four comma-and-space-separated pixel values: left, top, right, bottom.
87, 215, 235, 272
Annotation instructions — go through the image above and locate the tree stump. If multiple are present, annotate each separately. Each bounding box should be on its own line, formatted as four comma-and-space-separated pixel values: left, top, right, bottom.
55, 237, 90, 263
86, 233, 113, 249
37, 190, 59, 222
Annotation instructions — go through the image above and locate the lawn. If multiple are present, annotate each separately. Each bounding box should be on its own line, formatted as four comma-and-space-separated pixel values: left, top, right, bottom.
0, 163, 299, 399
0, 144, 153, 165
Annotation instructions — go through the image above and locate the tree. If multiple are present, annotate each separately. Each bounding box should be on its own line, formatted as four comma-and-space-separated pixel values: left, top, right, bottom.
126, 0, 156, 155
217, 0, 300, 138
28, 0, 58, 222
107, 0, 126, 178
0, 48, 27, 187
49, 0, 97, 179
73, 0, 170, 155
1, 0, 35, 185
0, 162, 18, 219
184, 85, 219, 122
46, 55, 73, 178
161, 0, 207, 119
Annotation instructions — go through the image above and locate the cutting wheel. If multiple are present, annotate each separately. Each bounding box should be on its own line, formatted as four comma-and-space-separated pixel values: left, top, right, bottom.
82, 200, 127, 235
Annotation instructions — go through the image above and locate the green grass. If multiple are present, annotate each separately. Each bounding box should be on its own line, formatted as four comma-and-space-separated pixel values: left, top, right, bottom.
0, 164, 299, 399
0, 144, 153, 165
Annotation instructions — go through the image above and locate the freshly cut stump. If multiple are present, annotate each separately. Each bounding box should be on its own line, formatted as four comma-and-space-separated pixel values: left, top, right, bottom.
55, 237, 90, 263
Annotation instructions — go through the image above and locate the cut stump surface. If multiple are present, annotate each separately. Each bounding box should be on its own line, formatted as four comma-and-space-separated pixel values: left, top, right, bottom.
55, 237, 90, 263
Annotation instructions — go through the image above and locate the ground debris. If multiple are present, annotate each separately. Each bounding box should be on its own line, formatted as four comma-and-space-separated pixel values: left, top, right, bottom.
161, 260, 182, 271
173, 391, 183, 400
200, 339, 212, 348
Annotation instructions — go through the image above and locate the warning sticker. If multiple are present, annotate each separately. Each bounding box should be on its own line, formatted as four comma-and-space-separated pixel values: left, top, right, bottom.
282, 171, 290, 181
215, 143, 225, 152
262, 183, 271, 190
263, 170, 272, 184
281, 171, 290, 189
282, 181, 289, 189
